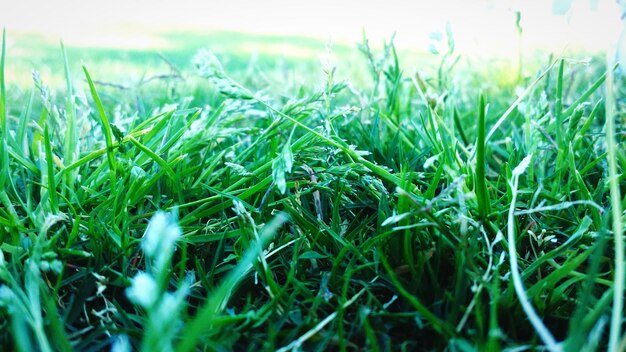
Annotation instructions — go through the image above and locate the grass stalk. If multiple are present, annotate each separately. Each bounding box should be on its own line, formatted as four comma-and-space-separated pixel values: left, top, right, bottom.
606, 47, 624, 352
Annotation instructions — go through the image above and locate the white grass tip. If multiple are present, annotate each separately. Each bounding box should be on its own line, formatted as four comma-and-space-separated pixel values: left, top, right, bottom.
512, 154, 533, 177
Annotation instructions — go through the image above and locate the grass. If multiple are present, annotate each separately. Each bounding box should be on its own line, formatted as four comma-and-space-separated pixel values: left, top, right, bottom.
0, 28, 625, 351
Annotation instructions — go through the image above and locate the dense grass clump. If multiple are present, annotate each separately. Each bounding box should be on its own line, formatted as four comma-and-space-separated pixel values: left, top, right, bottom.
0, 30, 624, 351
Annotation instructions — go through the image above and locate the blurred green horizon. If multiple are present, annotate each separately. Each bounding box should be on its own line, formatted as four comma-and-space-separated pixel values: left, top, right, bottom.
2, 0, 621, 90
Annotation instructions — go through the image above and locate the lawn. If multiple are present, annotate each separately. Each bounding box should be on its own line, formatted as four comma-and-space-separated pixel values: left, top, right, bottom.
0, 28, 624, 351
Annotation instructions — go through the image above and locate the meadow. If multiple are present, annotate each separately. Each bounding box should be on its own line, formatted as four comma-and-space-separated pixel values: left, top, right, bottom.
0, 28, 624, 351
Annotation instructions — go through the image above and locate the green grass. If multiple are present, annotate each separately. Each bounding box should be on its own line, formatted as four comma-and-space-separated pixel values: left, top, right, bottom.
0, 29, 625, 352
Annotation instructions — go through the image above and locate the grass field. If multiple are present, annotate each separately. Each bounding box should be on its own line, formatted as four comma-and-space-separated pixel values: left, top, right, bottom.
0, 28, 625, 351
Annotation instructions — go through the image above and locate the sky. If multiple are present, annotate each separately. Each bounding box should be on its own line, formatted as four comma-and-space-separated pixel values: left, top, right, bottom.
0, 0, 623, 56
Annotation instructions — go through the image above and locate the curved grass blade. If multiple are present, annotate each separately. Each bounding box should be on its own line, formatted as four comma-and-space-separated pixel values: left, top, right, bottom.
507, 154, 561, 352
83, 66, 117, 198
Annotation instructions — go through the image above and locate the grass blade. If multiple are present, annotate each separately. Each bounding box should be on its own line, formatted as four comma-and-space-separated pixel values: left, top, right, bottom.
475, 94, 490, 220
606, 47, 624, 352
562, 63, 616, 118
176, 212, 289, 352
507, 154, 561, 352
378, 249, 456, 338
61, 41, 77, 196
555, 59, 564, 147
43, 124, 58, 212
0, 28, 7, 191
83, 66, 117, 204
485, 57, 558, 144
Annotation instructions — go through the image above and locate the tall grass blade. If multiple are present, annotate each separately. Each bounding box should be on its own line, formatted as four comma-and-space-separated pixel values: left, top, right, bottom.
83, 66, 117, 201
555, 59, 564, 147
61, 41, 77, 196
476, 94, 490, 220
0, 29, 7, 191
606, 46, 624, 352
43, 124, 58, 212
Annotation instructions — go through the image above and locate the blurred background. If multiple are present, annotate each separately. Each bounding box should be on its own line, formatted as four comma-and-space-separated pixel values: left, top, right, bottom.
0, 0, 622, 87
